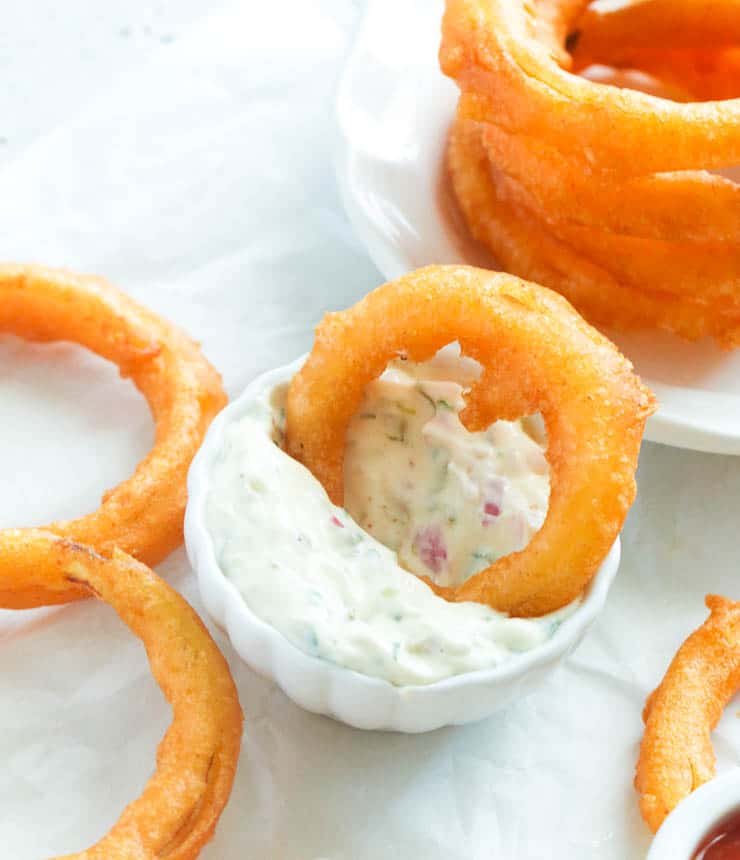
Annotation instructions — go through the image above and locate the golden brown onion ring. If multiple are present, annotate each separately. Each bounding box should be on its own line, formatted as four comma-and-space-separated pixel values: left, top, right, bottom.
480, 122, 740, 245
635, 595, 740, 833
285, 264, 654, 616
441, 0, 740, 174
448, 120, 740, 345
0, 264, 226, 593
0, 529, 242, 858
571, 47, 740, 103
488, 166, 740, 303
572, 0, 740, 60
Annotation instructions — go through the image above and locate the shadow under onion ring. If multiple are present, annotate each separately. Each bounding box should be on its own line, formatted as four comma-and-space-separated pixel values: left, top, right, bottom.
0, 529, 242, 859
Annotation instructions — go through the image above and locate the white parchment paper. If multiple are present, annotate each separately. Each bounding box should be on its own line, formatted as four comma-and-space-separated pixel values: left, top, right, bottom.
1, 2, 739, 857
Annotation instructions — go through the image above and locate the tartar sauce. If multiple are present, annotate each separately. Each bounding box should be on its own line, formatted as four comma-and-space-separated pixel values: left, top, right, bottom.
344, 350, 549, 587
206, 356, 575, 686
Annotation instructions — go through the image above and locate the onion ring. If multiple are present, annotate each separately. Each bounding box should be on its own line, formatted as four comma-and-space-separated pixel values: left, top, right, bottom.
441, 0, 740, 175
479, 121, 740, 245
0, 264, 226, 591
635, 595, 740, 833
285, 265, 654, 616
571, 47, 740, 103
585, 47, 740, 103
448, 119, 740, 345
487, 165, 740, 302
571, 0, 740, 59
441, 0, 740, 344
0, 529, 242, 858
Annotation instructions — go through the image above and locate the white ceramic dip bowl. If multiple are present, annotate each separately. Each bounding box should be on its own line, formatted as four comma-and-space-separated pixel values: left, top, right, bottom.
185, 357, 621, 733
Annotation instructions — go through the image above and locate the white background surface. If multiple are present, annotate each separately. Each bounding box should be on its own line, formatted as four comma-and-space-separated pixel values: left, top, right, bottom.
1, 1, 739, 858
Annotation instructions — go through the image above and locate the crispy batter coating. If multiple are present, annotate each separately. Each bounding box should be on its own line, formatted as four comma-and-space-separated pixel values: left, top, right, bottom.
635, 596, 740, 833
479, 122, 740, 246
441, 0, 740, 174
570, 41, 740, 104
448, 120, 740, 346
0, 530, 242, 859
440, 0, 740, 344
0, 264, 226, 597
572, 0, 740, 58
285, 265, 654, 616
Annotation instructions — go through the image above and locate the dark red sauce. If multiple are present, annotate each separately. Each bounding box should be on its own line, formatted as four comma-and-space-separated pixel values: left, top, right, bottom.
694, 811, 740, 860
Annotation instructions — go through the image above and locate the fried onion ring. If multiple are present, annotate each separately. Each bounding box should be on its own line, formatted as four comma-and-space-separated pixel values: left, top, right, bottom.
572, 0, 740, 59
479, 122, 740, 245
635, 595, 740, 833
442, 0, 740, 175
487, 164, 740, 302
0, 529, 242, 858
441, 0, 740, 344
448, 119, 740, 345
0, 264, 226, 589
285, 265, 654, 616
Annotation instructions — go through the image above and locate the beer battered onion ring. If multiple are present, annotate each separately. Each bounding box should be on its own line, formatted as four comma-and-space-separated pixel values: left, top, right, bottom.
572, 46, 740, 103
440, 0, 740, 344
285, 265, 654, 617
441, 0, 740, 174
448, 120, 740, 343
635, 596, 740, 833
0, 264, 226, 601
0, 529, 242, 859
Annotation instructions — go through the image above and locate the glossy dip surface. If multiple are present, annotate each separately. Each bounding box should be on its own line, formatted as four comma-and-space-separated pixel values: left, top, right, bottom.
694, 811, 740, 860
206, 357, 574, 686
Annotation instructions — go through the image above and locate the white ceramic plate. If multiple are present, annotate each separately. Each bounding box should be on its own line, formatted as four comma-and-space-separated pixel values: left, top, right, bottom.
335, 0, 740, 455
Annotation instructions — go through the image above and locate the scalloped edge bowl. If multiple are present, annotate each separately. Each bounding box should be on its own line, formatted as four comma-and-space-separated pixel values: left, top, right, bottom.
185, 357, 621, 733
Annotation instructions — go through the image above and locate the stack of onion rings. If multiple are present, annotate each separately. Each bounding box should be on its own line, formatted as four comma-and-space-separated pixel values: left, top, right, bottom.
440, 0, 740, 345
0, 530, 242, 859
0, 264, 227, 604
635, 595, 740, 833
285, 265, 654, 616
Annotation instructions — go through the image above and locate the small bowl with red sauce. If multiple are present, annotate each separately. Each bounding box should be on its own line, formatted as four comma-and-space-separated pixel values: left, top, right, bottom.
647, 771, 740, 860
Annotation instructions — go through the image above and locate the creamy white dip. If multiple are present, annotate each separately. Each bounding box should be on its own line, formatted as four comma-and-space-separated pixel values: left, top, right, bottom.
206, 356, 575, 686
345, 351, 549, 588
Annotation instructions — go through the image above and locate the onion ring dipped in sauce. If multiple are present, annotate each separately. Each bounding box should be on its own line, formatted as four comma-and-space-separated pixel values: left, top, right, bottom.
0, 529, 242, 859
208, 351, 572, 686
0, 264, 226, 602
285, 265, 654, 617
636, 596, 740, 834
